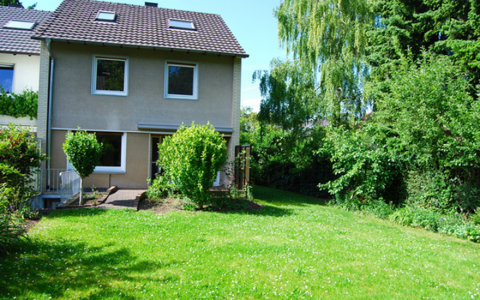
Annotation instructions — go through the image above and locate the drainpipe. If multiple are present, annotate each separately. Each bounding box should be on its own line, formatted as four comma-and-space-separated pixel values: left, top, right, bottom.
46, 38, 54, 171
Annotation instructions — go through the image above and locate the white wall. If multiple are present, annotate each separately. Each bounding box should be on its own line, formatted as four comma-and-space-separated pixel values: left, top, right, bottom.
0, 53, 40, 127
0, 53, 40, 93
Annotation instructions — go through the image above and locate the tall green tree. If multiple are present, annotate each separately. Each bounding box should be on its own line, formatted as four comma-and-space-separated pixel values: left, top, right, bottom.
1, 0, 20, 6
254, 59, 320, 132
367, 0, 480, 86
275, 0, 375, 124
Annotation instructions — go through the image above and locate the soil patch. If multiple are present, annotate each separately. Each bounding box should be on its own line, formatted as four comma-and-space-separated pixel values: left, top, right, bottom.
24, 219, 40, 233
138, 197, 264, 214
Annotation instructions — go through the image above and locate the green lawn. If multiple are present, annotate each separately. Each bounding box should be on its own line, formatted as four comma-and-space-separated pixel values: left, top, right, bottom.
1, 186, 479, 299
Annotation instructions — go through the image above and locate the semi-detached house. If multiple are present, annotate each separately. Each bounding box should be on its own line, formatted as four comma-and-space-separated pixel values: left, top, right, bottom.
32, 0, 248, 203
0, 6, 51, 130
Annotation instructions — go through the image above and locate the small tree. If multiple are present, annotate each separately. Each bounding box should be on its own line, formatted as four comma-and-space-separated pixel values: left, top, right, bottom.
157, 122, 227, 208
63, 130, 102, 205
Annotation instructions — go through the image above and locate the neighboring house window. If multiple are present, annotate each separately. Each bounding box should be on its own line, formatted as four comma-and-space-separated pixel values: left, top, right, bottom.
95, 132, 126, 173
92, 56, 128, 96
0, 65, 13, 93
3, 20, 35, 30
164, 62, 198, 100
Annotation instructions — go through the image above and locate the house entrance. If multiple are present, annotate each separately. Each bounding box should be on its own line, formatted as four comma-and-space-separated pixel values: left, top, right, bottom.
150, 136, 163, 180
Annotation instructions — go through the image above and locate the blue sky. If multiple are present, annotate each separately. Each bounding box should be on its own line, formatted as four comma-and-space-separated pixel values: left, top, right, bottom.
23, 0, 287, 111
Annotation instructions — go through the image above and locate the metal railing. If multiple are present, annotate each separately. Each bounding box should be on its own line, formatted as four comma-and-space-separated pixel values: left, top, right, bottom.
44, 169, 64, 192
41, 168, 81, 205
59, 170, 81, 204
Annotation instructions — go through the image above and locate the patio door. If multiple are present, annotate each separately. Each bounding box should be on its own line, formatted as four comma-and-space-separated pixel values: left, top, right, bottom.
150, 136, 162, 180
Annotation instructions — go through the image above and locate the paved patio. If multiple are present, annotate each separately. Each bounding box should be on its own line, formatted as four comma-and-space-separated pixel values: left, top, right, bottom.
98, 189, 145, 210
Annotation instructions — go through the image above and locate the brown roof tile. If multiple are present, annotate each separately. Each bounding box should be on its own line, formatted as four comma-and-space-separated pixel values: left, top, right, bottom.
0, 6, 51, 54
33, 0, 248, 57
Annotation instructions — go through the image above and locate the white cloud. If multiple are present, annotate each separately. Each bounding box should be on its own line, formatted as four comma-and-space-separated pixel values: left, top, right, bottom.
241, 97, 262, 112
241, 86, 258, 92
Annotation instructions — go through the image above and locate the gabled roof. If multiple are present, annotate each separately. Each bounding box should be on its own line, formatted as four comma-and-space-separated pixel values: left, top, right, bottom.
33, 0, 248, 57
0, 6, 51, 55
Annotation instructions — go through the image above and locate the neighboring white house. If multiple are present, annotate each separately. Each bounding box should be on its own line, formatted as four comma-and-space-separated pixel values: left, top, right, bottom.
0, 6, 51, 131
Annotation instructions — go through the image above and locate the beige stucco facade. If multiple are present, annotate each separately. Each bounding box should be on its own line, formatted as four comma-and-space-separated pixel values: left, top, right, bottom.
39, 41, 242, 189
0, 53, 40, 128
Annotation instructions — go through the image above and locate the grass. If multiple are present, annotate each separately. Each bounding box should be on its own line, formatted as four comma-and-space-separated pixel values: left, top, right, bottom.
1, 186, 479, 299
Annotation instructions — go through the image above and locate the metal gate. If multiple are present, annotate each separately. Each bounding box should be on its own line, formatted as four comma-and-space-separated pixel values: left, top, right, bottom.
234, 145, 251, 189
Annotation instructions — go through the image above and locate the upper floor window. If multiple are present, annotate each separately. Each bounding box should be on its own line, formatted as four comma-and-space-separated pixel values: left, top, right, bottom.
0, 65, 14, 93
92, 56, 128, 96
164, 62, 198, 100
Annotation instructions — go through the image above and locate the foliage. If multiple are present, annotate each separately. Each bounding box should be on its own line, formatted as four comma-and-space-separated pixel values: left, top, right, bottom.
241, 107, 333, 197
0, 124, 44, 255
146, 176, 175, 200
239, 107, 258, 145
0, 124, 45, 210
157, 122, 227, 208
275, 0, 374, 123
323, 54, 480, 213
389, 206, 480, 242
0, 89, 38, 120
63, 130, 103, 204
253, 59, 321, 131
322, 123, 405, 204
367, 0, 480, 87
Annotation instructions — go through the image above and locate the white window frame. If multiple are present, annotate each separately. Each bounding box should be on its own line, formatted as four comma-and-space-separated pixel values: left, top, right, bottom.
66, 131, 127, 174
164, 61, 198, 100
92, 55, 129, 96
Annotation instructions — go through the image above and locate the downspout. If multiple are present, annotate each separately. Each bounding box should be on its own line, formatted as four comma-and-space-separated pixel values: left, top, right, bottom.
46, 38, 54, 171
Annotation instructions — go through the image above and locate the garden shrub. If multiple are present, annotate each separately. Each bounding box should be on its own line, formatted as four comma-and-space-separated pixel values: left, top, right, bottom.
146, 176, 174, 200
0, 124, 45, 255
405, 170, 455, 213
157, 122, 227, 208
0, 124, 45, 211
363, 200, 396, 220
321, 122, 405, 205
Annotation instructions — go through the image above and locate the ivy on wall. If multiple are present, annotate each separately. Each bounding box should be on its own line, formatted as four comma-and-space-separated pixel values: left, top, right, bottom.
0, 89, 38, 119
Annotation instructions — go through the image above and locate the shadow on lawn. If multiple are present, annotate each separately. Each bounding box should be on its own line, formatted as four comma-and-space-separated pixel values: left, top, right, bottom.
0, 237, 169, 299
253, 186, 329, 207
44, 207, 109, 219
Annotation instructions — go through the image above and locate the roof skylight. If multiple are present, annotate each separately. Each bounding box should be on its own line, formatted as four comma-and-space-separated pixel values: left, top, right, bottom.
169, 19, 195, 30
96, 11, 116, 22
3, 20, 35, 30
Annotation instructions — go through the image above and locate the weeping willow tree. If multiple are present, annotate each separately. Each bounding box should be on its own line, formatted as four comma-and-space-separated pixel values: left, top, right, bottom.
274, 0, 375, 125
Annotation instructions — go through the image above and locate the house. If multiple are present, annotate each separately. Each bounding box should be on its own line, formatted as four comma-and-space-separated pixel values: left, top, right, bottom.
32, 0, 248, 199
0, 5, 51, 131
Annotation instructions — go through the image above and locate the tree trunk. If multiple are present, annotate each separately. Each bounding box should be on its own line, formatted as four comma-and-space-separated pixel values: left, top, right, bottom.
79, 177, 83, 206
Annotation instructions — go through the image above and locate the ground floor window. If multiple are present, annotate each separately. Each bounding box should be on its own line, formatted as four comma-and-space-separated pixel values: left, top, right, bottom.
94, 132, 126, 173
